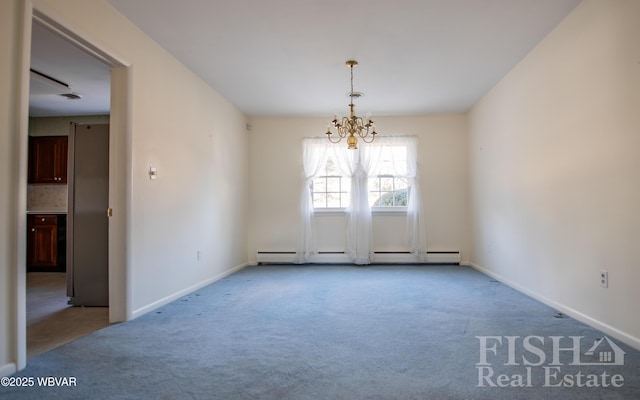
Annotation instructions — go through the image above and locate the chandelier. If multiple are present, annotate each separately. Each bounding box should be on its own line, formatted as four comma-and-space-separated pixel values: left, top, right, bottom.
325, 60, 378, 149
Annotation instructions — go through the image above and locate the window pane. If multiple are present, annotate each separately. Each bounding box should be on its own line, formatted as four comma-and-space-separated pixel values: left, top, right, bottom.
313, 193, 326, 208
395, 177, 409, 189
374, 191, 393, 206
373, 189, 407, 206
394, 189, 408, 206
326, 177, 341, 192
380, 177, 394, 191
369, 191, 381, 206
369, 177, 380, 191
313, 177, 326, 192
368, 176, 409, 207
326, 192, 341, 208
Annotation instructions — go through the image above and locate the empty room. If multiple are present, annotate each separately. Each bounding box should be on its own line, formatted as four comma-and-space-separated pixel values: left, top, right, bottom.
1, 0, 639, 399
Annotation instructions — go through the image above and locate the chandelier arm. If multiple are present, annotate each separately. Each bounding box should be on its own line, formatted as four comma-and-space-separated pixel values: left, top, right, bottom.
359, 131, 377, 143
325, 130, 344, 143
354, 117, 365, 136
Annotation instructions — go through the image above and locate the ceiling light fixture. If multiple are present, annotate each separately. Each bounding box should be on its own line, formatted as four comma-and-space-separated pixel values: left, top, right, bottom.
325, 60, 378, 149
59, 93, 82, 100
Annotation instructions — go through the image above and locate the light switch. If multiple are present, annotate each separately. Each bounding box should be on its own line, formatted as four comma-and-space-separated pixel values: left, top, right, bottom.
149, 167, 157, 180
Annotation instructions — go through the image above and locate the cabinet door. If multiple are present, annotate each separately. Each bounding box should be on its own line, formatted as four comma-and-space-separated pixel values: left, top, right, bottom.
27, 215, 58, 267
28, 136, 68, 184
53, 136, 68, 183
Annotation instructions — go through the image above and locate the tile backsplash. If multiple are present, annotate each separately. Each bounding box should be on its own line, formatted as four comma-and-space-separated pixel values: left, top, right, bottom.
27, 185, 68, 212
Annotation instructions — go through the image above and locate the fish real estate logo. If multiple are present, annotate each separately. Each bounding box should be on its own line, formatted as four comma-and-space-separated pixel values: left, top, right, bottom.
476, 335, 626, 388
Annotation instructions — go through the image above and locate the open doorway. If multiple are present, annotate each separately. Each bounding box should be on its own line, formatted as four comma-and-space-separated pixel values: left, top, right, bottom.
26, 20, 111, 358
12, 4, 130, 371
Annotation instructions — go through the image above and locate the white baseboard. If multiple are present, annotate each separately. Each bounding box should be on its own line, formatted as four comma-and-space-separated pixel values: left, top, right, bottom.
131, 262, 249, 320
1, 362, 17, 378
469, 262, 640, 352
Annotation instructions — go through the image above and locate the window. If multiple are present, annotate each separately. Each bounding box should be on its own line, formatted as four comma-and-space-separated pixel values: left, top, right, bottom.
368, 145, 408, 207
299, 136, 426, 264
310, 144, 410, 209
311, 156, 351, 208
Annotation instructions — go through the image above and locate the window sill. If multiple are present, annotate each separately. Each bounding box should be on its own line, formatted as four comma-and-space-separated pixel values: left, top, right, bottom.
313, 207, 407, 216
313, 208, 347, 216
371, 207, 407, 215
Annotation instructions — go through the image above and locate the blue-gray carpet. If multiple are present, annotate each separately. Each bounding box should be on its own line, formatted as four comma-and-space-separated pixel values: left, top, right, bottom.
2, 265, 639, 399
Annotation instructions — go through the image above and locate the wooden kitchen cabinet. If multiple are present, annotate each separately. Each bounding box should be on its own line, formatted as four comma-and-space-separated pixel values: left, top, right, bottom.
28, 136, 68, 184
27, 214, 58, 269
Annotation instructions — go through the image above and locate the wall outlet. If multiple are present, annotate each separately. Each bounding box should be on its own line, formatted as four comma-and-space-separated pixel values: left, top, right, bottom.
600, 270, 608, 288
197, 250, 201, 262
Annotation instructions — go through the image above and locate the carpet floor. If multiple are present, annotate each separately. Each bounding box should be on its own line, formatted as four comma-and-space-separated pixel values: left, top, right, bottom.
2, 264, 639, 399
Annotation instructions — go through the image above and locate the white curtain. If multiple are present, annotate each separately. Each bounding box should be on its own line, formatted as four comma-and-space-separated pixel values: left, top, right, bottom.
346, 142, 383, 264
296, 135, 427, 264
377, 136, 428, 261
294, 138, 332, 263
350, 136, 427, 262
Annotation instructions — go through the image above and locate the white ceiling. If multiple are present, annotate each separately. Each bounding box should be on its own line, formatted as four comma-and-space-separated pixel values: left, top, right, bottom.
29, 22, 111, 117
30, 0, 581, 117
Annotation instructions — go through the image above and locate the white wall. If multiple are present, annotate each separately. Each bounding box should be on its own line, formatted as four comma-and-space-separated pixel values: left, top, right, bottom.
40, 0, 250, 314
468, 0, 640, 347
1, 0, 249, 374
247, 114, 470, 262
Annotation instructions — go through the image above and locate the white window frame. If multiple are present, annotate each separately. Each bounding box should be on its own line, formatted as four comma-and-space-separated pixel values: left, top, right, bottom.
311, 154, 351, 211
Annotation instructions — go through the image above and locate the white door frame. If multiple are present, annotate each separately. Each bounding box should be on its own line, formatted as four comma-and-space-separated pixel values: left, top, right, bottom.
14, 0, 133, 370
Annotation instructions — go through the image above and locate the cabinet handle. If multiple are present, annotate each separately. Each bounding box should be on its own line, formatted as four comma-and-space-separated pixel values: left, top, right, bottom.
32, 228, 35, 232
41, 218, 45, 222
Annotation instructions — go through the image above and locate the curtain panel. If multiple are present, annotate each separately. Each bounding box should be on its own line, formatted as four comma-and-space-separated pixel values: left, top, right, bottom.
294, 138, 332, 263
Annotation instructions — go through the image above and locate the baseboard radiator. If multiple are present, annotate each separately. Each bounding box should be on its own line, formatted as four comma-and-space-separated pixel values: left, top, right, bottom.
256, 251, 460, 265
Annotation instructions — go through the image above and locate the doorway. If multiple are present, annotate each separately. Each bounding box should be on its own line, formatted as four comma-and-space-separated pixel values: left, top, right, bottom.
13, 2, 131, 371
26, 21, 112, 358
